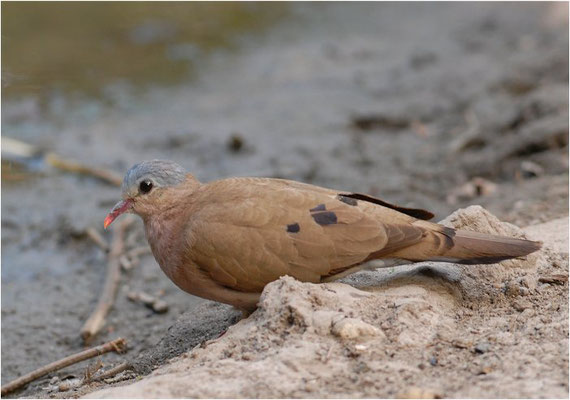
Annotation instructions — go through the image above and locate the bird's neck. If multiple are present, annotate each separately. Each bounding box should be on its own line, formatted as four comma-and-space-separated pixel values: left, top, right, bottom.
142, 175, 201, 270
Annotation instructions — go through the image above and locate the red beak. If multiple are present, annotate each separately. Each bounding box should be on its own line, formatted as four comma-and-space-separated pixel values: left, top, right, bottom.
104, 199, 133, 229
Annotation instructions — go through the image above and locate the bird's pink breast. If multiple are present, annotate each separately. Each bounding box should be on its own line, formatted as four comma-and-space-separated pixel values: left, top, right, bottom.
144, 217, 183, 280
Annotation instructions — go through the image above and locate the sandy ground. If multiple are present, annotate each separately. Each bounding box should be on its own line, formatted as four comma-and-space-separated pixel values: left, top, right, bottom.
1, 2, 568, 398
86, 207, 569, 398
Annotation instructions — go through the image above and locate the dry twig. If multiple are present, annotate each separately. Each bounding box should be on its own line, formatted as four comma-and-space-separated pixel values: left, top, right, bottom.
45, 152, 123, 186
86, 227, 110, 253
2, 137, 123, 186
448, 110, 481, 153
124, 246, 152, 270
81, 217, 134, 343
119, 254, 134, 271
538, 274, 568, 285
0, 338, 126, 396
91, 362, 131, 383
127, 291, 169, 314
127, 245, 152, 258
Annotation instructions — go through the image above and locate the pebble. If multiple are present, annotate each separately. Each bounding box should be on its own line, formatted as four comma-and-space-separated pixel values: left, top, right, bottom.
398, 386, 441, 399
518, 287, 530, 297
520, 308, 535, 318
227, 134, 244, 152
331, 317, 383, 340
478, 364, 494, 375
58, 378, 81, 392
513, 300, 532, 312
520, 160, 544, 178
474, 341, 490, 354
504, 281, 522, 297
519, 276, 537, 290
152, 299, 169, 314
127, 291, 169, 313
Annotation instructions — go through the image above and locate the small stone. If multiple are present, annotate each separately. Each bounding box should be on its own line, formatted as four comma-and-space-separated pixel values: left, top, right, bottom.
513, 300, 531, 312
429, 356, 438, 366
520, 160, 544, 178
57, 378, 81, 392
504, 281, 521, 297
138, 292, 156, 304
227, 134, 244, 152
152, 299, 169, 314
127, 291, 139, 302
304, 379, 318, 392
331, 317, 383, 340
311, 310, 343, 335
519, 276, 536, 290
128, 291, 168, 313
478, 364, 494, 375
399, 386, 441, 399
44, 384, 59, 393
474, 341, 490, 354
520, 308, 535, 318
518, 287, 530, 296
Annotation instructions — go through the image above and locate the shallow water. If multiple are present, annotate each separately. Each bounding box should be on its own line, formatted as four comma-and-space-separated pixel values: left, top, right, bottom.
2, 2, 287, 100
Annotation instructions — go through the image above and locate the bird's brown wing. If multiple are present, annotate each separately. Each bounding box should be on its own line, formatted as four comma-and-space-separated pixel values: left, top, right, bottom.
185, 178, 427, 293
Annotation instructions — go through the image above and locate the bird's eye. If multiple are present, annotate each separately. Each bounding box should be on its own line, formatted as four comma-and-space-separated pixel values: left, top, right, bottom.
139, 180, 153, 194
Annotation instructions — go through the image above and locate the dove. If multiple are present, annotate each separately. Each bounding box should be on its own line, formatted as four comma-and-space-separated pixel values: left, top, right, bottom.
104, 160, 541, 311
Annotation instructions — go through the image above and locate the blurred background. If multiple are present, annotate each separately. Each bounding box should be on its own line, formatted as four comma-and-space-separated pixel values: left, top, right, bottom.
2, 2, 568, 397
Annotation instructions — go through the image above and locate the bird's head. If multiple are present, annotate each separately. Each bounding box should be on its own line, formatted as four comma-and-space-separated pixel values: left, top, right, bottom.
104, 160, 188, 228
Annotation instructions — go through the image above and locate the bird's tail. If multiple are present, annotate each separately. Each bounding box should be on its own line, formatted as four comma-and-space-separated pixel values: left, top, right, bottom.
390, 224, 542, 265
432, 228, 541, 264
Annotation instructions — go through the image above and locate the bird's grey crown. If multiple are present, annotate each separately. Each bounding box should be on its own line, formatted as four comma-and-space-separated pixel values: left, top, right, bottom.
122, 160, 187, 194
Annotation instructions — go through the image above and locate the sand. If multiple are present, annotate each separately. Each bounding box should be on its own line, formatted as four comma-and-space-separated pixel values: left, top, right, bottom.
84, 207, 569, 398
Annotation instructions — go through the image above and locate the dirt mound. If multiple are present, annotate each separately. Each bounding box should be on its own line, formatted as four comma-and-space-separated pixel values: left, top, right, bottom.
86, 207, 568, 398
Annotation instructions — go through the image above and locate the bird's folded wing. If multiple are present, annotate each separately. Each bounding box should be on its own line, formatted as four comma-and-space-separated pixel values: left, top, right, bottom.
186, 179, 427, 292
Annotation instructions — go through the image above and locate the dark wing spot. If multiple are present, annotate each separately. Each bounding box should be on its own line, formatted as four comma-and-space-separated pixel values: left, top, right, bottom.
287, 223, 300, 233
310, 203, 326, 212
337, 195, 358, 206
339, 193, 434, 220
312, 211, 338, 225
